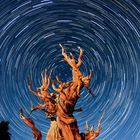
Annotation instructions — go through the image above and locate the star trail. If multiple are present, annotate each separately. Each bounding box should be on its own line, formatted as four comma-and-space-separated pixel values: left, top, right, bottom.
0, 0, 140, 140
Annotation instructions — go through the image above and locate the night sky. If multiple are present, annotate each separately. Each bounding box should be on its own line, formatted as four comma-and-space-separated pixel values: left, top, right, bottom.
0, 0, 140, 140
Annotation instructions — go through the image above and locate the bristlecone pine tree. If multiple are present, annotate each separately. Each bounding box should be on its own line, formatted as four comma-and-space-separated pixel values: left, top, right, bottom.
20, 44, 103, 140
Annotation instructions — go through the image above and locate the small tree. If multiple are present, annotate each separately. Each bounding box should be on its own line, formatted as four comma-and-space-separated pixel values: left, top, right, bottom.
0, 121, 11, 140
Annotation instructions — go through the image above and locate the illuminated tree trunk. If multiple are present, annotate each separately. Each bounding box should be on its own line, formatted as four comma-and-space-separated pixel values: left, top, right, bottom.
20, 45, 102, 140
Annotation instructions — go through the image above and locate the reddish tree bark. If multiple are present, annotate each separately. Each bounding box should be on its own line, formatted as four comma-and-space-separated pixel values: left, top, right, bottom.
20, 45, 102, 140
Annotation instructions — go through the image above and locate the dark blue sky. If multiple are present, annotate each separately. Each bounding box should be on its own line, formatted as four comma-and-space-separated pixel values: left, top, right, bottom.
0, 0, 140, 140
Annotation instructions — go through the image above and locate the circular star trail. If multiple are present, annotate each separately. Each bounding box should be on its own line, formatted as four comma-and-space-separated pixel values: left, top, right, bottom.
0, 0, 140, 140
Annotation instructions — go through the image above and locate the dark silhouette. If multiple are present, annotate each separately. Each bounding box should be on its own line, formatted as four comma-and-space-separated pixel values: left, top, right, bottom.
0, 121, 11, 140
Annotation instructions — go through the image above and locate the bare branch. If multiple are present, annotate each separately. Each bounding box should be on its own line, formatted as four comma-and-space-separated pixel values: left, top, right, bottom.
60, 44, 77, 69
56, 75, 62, 84
86, 121, 89, 132
88, 70, 92, 80
77, 47, 83, 67
98, 112, 104, 128
52, 80, 62, 92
